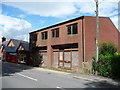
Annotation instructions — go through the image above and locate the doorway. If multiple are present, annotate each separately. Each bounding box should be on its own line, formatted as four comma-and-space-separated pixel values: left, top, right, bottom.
58, 50, 72, 69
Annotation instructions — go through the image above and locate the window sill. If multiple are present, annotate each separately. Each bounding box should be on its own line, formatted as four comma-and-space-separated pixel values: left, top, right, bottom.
67, 34, 78, 37
52, 37, 59, 39
42, 39, 47, 41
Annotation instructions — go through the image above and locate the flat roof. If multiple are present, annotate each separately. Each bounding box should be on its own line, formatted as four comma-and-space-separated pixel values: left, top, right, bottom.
30, 16, 84, 34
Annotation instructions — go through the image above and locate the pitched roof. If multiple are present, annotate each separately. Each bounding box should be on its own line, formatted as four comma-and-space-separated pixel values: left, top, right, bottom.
4, 46, 17, 53
21, 42, 29, 51
2, 39, 29, 52
10, 39, 29, 51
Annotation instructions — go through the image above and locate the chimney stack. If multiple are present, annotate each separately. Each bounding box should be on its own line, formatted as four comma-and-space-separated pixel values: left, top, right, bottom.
2, 37, 6, 42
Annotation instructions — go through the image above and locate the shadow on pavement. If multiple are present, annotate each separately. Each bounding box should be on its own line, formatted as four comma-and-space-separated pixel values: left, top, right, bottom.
2, 61, 34, 77
84, 80, 120, 88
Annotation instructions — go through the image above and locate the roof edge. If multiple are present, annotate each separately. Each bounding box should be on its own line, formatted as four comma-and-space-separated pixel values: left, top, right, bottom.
30, 16, 84, 34
30, 16, 111, 34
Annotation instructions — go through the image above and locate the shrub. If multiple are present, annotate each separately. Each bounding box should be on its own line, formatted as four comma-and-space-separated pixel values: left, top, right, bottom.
93, 54, 112, 77
99, 42, 117, 55
111, 53, 120, 78
93, 42, 120, 79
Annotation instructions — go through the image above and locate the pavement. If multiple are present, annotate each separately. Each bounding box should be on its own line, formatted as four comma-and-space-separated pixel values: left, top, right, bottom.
1, 61, 120, 88
35, 67, 120, 87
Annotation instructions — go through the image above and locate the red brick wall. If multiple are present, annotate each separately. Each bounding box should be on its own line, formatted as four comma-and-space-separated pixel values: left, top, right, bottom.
84, 16, 119, 61
119, 32, 120, 52
31, 16, 119, 68
36, 20, 83, 47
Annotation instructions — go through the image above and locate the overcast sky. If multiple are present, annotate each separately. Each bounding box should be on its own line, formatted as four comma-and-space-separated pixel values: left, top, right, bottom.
0, 0, 119, 42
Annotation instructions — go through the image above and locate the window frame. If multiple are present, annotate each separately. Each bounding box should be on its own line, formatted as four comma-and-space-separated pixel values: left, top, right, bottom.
41, 31, 48, 40
67, 23, 78, 35
51, 28, 59, 38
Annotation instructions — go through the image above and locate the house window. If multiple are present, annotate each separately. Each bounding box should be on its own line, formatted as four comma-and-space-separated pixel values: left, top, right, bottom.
42, 31, 48, 40
52, 28, 59, 38
30, 33, 37, 43
67, 23, 78, 35
34, 34, 37, 41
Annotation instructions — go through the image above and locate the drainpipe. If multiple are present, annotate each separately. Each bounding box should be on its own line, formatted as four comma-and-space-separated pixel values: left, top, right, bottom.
82, 16, 85, 62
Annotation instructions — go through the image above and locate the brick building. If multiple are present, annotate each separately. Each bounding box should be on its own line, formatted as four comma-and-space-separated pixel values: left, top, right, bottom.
30, 16, 120, 73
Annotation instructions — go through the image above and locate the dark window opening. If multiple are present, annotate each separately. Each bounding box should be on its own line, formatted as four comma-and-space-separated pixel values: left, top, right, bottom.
73, 23, 78, 34
52, 43, 78, 50
67, 23, 78, 35
67, 25, 71, 35
37, 46, 47, 50
42, 31, 47, 40
52, 28, 59, 38
30, 33, 37, 45
34, 34, 37, 41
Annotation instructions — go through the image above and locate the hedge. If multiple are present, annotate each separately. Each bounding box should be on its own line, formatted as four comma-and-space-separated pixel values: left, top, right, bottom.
93, 42, 120, 79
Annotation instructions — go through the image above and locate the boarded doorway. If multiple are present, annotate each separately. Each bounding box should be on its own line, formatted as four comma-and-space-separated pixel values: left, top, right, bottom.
52, 43, 79, 71
58, 50, 72, 69
41, 52, 47, 67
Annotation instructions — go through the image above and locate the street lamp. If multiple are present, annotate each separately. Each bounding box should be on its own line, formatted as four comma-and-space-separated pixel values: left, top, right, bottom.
95, 0, 99, 75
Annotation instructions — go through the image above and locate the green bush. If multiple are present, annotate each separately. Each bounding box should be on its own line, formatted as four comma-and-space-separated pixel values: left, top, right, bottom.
111, 53, 120, 78
93, 42, 120, 79
93, 54, 112, 77
99, 42, 117, 55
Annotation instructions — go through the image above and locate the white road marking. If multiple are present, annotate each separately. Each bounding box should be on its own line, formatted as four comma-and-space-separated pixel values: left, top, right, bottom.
56, 86, 66, 90
56, 86, 61, 88
17, 73, 37, 81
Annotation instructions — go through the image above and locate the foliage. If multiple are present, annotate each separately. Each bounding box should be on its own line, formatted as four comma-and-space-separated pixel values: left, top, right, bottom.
93, 42, 120, 79
93, 54, 112, 77
99, 42, 117, 55
111, 53, 120, 78
18, 53, 26, 60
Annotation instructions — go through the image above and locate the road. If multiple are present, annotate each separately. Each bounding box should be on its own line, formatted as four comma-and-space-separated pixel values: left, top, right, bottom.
1, 61, 119, 89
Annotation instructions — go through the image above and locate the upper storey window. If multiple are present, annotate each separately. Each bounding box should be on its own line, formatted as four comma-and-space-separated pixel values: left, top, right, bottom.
30, 33, 37, 44
52, 28, 59, 38
67, 23, 78, 35
42, 31, 48, 40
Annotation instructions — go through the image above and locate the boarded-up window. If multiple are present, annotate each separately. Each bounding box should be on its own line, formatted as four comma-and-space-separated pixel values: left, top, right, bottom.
64, 52, 71, 61
53, 52, 58, 68
64, 52, 71, 68
41, 52, 47, 67
72, 51, 79, 66
59, 52, 63, 67
59, 52, 63, 60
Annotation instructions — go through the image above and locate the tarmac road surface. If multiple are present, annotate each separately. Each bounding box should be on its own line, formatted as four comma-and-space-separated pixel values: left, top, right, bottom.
1, 61, 119, 89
